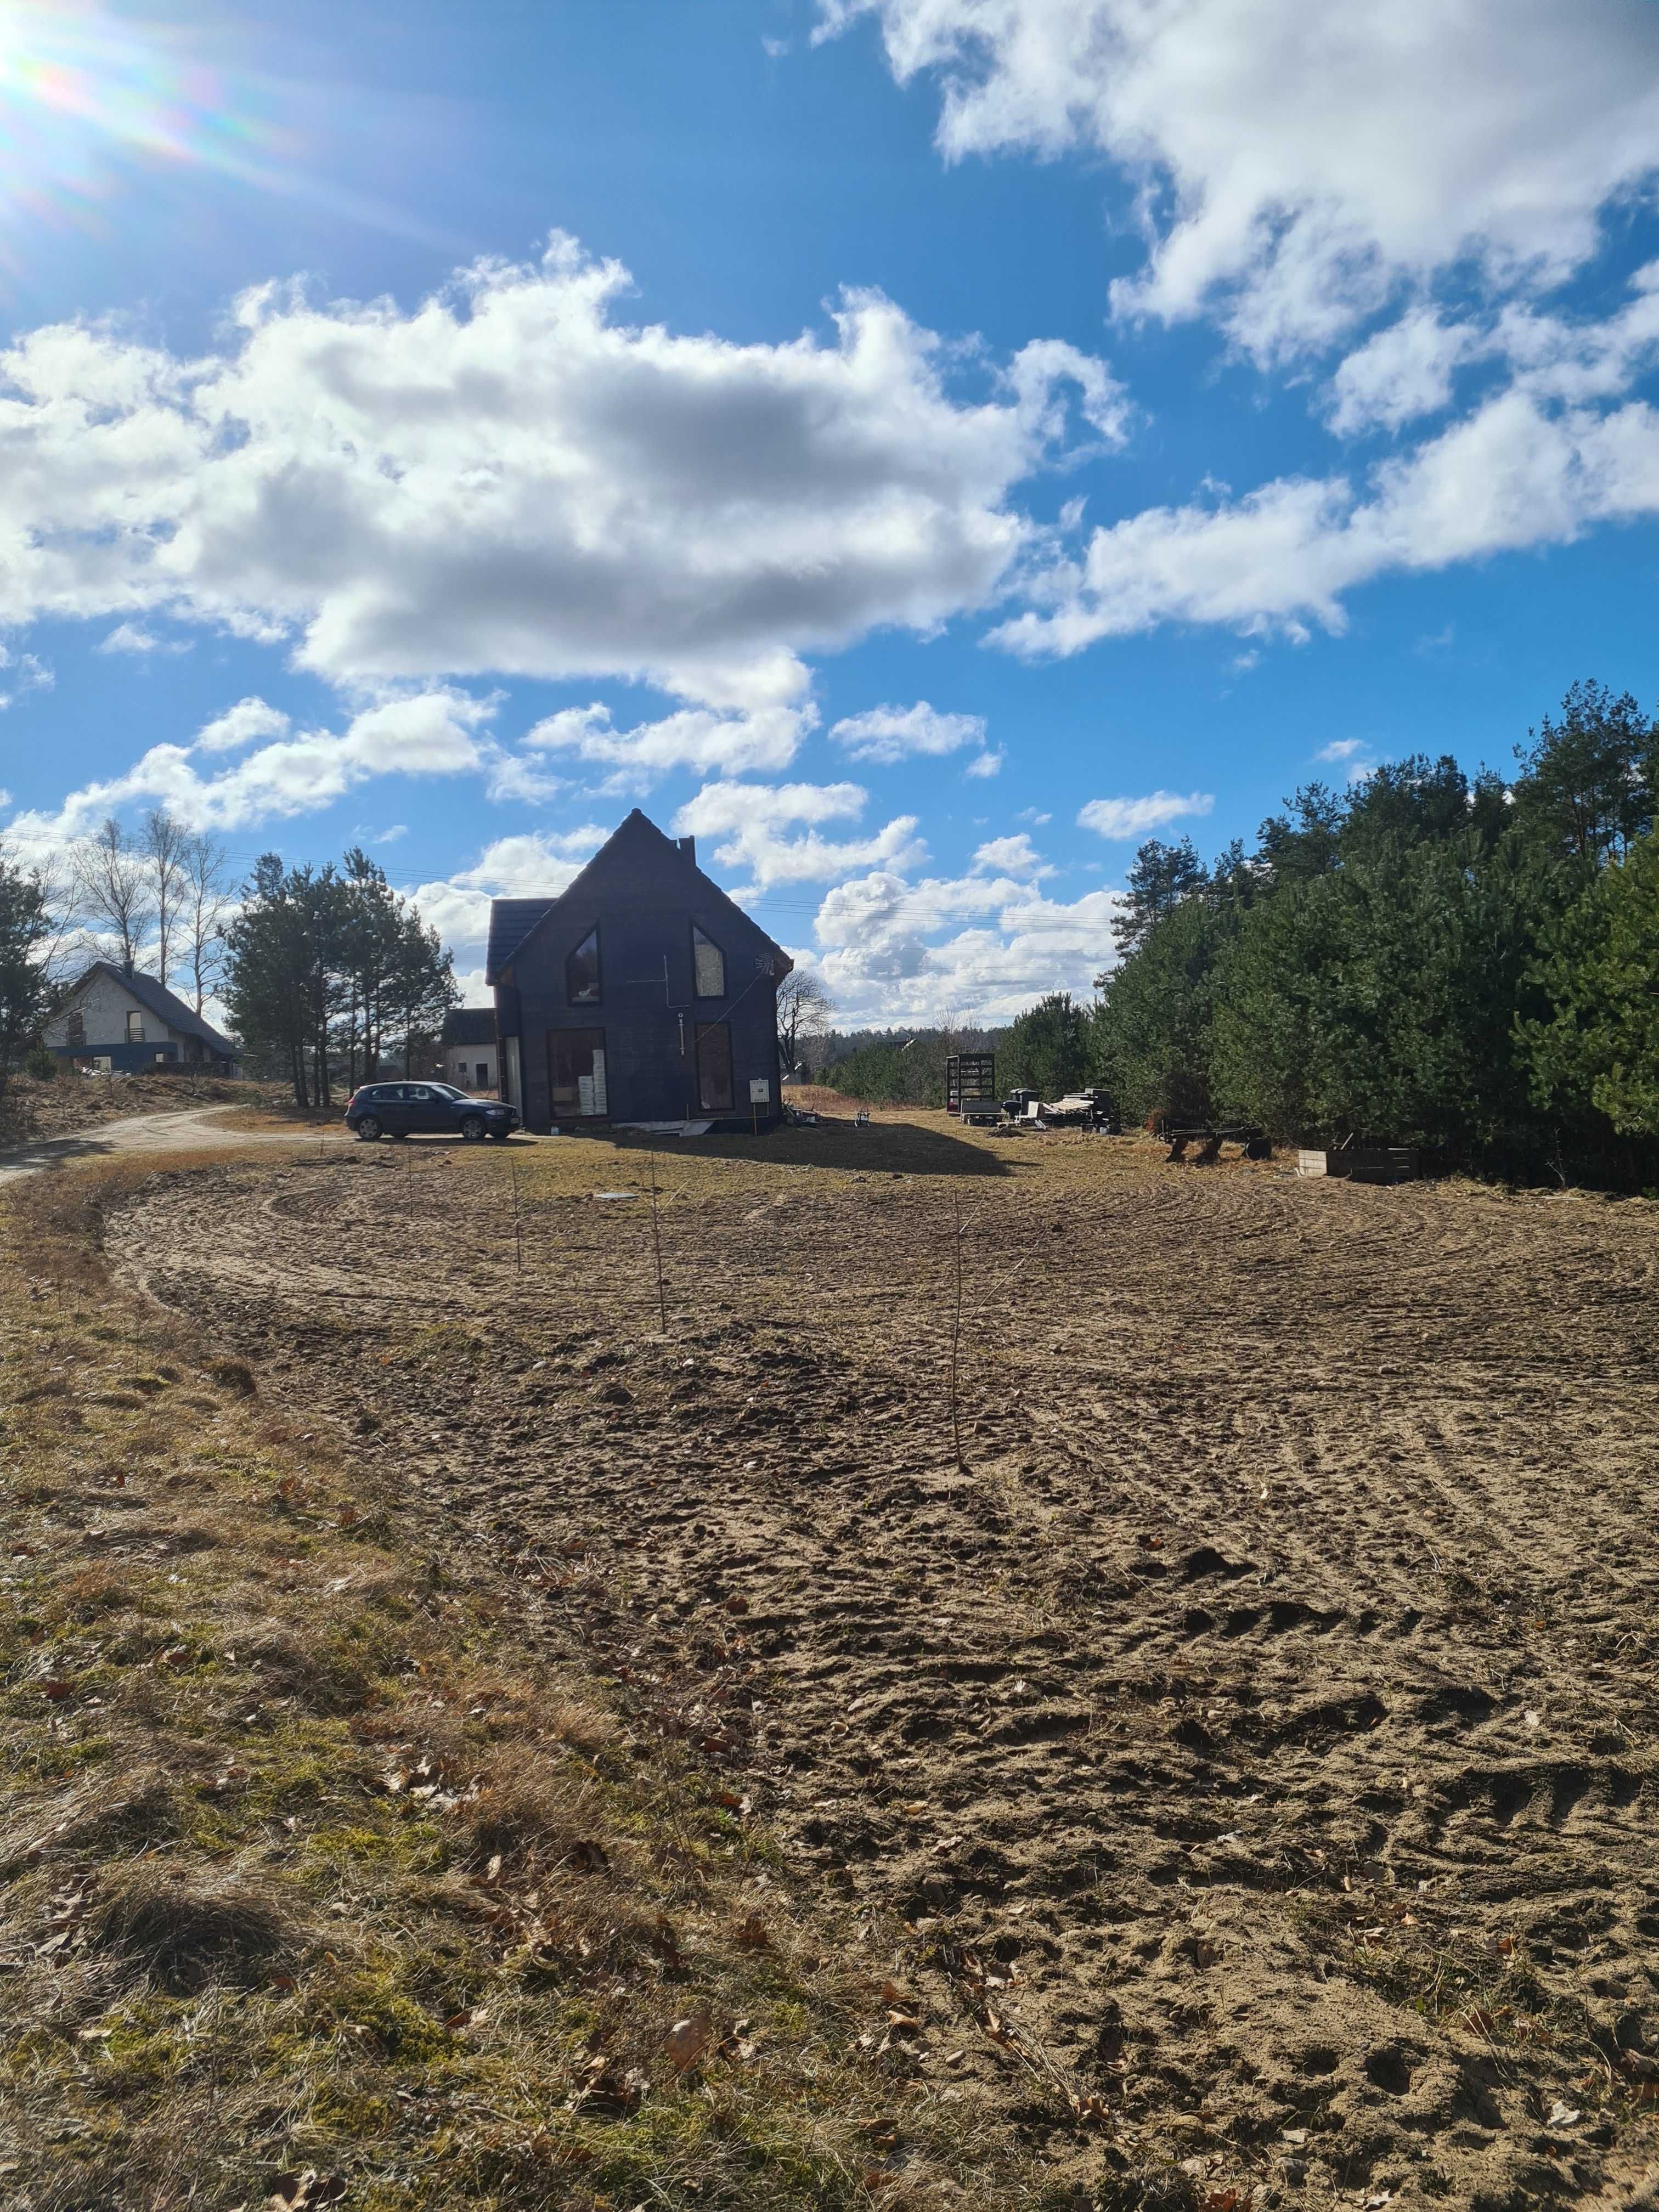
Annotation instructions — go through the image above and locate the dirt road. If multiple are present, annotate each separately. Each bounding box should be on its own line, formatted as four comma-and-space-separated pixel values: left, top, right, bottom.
0, 1105, 347, 1187
103, 1126, 1659, 2210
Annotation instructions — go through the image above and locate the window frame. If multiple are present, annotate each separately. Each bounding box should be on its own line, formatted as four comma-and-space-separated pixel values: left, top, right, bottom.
693, 1020, 735, 1114
125, 1009, 143, 1043
566, 924, 602, 1007
547, 1028, 609, 1119
691, 923, 726, 1001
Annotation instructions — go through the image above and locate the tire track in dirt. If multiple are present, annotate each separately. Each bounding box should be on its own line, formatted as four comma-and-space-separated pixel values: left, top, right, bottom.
105, 1140, 1659, 2209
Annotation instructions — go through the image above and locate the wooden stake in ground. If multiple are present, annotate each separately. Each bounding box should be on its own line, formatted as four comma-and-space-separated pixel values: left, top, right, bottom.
648, 1144, 667, 1331
510, 1156, 523, 1275
949, 1185, 966, 1469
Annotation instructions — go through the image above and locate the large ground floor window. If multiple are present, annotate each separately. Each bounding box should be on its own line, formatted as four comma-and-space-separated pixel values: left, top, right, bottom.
548, 1029, 608, 1118
693, 1020, 733, 1113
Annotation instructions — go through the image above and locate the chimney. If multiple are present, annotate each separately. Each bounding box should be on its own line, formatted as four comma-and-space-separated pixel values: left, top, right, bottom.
678, 834, 696, 864
122, 953, 134, 977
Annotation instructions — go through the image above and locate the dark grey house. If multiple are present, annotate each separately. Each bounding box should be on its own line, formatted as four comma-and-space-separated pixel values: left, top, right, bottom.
484, 810, 792, 1135
42, 961, 241, 1076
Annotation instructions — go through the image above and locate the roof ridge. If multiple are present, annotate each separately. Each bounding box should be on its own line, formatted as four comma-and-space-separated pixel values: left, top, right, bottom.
74, 960, 238, 1058
484, 811, 788, 982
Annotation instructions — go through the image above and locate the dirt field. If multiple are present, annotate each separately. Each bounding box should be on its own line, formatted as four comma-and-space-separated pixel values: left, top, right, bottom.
103, 1115, 1659, 2210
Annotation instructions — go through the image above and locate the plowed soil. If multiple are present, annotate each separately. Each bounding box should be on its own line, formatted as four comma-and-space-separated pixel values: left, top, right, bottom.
105, 1119, 1659, 2211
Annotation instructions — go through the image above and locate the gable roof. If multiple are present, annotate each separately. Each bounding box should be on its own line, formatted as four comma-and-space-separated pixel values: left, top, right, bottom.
69, 961, 238, 1059
485, 810, 792, 985
442, 1007, 498, 1048
485, 898, 557, 985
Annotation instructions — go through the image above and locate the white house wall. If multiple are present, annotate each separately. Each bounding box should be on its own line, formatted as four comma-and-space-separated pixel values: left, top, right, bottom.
43, 970, 178, 1050
445, 1045, 500, 1092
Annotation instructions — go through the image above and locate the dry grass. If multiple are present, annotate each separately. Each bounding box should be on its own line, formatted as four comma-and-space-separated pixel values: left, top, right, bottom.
0, 1152, 1041, 2212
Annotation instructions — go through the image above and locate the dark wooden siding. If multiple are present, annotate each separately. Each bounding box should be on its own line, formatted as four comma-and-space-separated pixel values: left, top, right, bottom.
495, 820, 783, 1133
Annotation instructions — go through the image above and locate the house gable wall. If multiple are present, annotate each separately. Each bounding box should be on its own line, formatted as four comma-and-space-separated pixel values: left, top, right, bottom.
44, 971, 182, 1057
43, 968, 240, 1073
445, 1042, 500, 1092
495, 823, 782, 1132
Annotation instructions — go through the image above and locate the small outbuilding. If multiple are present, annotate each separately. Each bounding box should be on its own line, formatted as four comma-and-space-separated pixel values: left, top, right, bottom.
441, 1008, 499, 1094
42, 961, 241, 1076
485, 810, 791, 1135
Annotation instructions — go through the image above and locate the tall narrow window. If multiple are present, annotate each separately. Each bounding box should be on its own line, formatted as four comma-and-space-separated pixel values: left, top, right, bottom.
66, 1010, 84, 1047
692, 925, 725, 998
567, 927, 601, 1005
126, 1011, 143, 1043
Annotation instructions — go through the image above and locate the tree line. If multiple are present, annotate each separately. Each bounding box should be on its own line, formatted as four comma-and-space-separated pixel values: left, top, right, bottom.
1019, 679, 1655, 1182
223, 850, 456, 1107
819, 1024, 1011, 1107
0, 825, 454, 1113
814, 1012, 1088, 1107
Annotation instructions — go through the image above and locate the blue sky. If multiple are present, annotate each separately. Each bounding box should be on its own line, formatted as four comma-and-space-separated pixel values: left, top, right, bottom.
3, 0, 1658, 1020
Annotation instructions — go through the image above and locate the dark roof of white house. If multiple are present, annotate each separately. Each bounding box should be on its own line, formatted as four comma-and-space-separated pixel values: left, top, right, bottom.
70, 961, 238, 1059
442, 1008, 497, 1048
484, 809, 790, 985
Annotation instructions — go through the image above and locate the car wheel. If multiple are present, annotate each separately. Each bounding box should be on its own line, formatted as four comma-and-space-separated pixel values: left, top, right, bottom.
357, 1115, 382, 1142
460, 1114, 485, 1143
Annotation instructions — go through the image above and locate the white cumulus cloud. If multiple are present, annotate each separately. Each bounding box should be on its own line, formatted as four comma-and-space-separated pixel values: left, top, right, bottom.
828, 698, 987, 764
5, 687, 495, 848
522, 699, 811, 782
970, 831, 1046, 876
1077, 791, 1214, 839
672, 780, 924, 889
820, 0, 1659, 361
812, 864, 1121, 1020
0, 234, 1118, 712
194, 696, 292, 753
1000, 385, 1659, 654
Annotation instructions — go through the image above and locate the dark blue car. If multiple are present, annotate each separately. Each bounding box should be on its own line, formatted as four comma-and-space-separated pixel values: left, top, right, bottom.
345, 1081, 519, 1143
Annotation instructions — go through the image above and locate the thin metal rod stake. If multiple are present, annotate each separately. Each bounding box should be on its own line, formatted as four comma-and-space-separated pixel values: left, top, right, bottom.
648, 1144, 667, 1331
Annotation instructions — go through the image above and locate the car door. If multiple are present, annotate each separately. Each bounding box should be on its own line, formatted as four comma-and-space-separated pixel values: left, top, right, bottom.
370, 1085, 409, 1136
402, 1083, 443, 1136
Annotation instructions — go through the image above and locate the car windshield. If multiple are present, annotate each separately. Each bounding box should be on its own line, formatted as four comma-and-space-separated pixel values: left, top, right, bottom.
431, 1083, 466, 1098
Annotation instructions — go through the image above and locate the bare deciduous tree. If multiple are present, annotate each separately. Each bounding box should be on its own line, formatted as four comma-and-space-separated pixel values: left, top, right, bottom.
142, 808, 191, 988
74, 817, 153, 973
776, 969, 835, 1075
180, 831, 232, 1014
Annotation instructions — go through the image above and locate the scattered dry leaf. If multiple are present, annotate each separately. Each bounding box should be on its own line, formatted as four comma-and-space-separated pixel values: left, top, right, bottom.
663, 2014, 711, 2073
266, 2174, 347, 2211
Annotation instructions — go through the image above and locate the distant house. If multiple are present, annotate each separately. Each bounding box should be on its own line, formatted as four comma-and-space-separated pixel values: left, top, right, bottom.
485, 809, 791, 1135
441, 1008, 499, 1094
43, 961, 241, 1076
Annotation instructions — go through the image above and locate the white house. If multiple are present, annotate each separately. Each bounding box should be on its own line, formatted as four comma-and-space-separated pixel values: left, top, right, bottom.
44, 961, 241, 1076
440, 1007, 499, 1094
